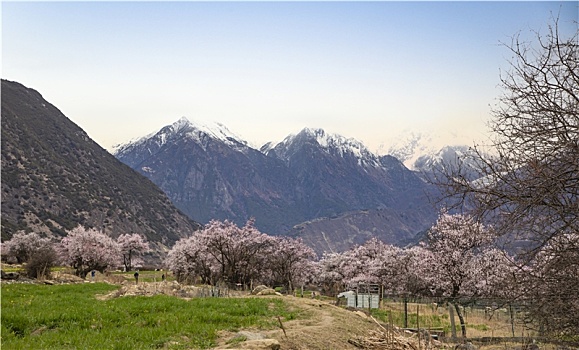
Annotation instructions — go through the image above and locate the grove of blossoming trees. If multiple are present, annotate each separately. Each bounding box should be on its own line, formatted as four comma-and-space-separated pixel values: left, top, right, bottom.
52, 226, 151, 277
2, 227, 154, 278
165, 219, 317, 291
5, 217, 520, 334
314, 213, 514, 337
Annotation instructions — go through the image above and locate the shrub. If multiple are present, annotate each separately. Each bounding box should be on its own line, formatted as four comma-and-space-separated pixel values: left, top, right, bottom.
25, 246, 57, 279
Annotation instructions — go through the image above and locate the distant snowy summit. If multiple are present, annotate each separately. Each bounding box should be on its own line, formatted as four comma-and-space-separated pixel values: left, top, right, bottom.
115, 117, 477, 176
380, 130, 474, 171
265, 127, 382, 168
113, 117, 248, 156
116, 119, 383, 168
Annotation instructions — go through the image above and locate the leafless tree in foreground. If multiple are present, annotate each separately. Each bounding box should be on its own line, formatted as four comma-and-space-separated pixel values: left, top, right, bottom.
431, 17, 578, 337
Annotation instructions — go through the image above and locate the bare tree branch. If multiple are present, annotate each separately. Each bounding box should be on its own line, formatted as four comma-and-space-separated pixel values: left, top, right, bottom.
431, 16, 578, 336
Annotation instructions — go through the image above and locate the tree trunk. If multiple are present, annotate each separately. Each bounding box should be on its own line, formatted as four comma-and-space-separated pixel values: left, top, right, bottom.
454, 303, 467, 338
127, 251, 132, 271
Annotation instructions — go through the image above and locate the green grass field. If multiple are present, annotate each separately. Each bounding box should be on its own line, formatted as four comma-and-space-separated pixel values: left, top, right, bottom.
1, 283, 299, 349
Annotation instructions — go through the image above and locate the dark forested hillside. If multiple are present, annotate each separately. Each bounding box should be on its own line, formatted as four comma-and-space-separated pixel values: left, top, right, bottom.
1, 80, 200, 247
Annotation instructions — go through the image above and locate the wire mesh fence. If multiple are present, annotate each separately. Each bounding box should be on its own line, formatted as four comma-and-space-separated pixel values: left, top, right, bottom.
357, 294, 578, 346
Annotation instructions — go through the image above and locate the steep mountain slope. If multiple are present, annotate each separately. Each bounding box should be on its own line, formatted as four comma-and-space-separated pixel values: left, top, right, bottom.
289, 208, 434, 254
115, 121, 439, 253
1, 80, 201, 249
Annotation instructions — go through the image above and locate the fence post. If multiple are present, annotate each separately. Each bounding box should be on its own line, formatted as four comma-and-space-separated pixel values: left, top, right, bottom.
404, 297, 409, 328
510, 304, 515, 337
449, 303, 457, 341
389, 311, 394, 344
380, 285, 384, 309
417, 304, 421, 350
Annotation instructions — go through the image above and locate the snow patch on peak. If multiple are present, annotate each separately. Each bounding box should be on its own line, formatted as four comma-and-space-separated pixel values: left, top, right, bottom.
181, 118, 248, 148
302, 127, 331, 147
172, 116, 191, 131
260, 141, 275, 154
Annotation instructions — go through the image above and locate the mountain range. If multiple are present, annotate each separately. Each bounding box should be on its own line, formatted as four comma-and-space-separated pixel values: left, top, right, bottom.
2, 79, 474, 257
1, 80, 201, 260
115, 118, 444, 253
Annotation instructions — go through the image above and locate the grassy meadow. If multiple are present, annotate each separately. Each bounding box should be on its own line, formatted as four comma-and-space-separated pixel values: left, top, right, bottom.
1, 283, 299, 349
1, 277, 565, 349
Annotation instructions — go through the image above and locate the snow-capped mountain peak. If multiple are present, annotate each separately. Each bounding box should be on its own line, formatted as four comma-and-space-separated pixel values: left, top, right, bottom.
113, 117, 248, 156
269, 127, 381, 168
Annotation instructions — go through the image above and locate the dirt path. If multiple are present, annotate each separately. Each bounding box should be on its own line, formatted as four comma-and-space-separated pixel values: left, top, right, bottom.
215, 296, 384, 349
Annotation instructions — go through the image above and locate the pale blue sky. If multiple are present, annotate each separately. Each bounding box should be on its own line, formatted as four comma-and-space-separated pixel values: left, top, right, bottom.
2, 1, 577, 152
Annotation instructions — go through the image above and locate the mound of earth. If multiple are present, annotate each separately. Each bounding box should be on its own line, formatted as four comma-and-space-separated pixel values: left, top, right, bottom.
0, 269, 85, 284
96, 281, 247, 300
50, 271, 86, 283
